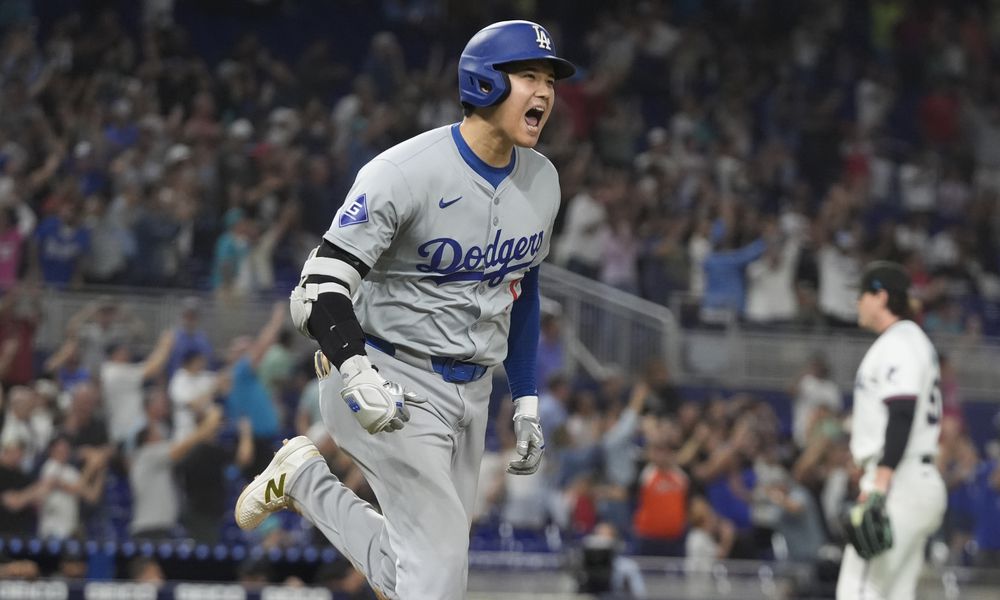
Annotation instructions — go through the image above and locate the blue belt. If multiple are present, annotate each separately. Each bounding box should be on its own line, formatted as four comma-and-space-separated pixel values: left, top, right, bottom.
364, 334, 488, 384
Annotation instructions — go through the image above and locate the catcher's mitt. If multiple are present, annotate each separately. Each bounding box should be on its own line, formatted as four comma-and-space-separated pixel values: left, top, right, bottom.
842, 492, 893, 560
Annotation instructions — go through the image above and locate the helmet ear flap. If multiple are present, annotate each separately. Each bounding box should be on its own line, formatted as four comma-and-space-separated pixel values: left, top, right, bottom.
492, 71, 511, 106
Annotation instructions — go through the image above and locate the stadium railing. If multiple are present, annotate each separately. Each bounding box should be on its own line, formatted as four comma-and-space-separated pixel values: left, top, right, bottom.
29, 264, 1000, 402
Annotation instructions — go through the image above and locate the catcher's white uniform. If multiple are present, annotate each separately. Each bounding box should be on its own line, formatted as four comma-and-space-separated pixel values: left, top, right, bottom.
837, 320, 946, 600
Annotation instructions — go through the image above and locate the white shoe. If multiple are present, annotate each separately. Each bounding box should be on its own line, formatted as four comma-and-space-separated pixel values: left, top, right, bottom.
234, 436, 321, 531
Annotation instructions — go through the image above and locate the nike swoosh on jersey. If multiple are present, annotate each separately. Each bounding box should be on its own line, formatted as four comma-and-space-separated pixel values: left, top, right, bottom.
438, 196, 463, 208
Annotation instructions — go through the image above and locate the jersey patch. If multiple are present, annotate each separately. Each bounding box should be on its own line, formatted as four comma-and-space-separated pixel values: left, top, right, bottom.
339, 194, 369, 227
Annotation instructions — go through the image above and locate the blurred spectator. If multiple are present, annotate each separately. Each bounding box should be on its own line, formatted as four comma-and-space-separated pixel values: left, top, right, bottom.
538, 373, 570, 436
753, 462, 826, 562
175, 415, 253, 543
65, 297, 145, 375
599, 207, 640, 293
293, 358, 326, 441
30, 199, 90, 290
816, 220, 862, 328
745, 234, 802, 326
575, 521, 647, 598
632, 433, 688, 556
0, 440, 44, 535
129, 404, 223, 539
82, 194, 130, 284
790, 354, 842, 449
691, 411, 758, 557
638, 358, 679, 417
600, 380, 647, 532
0, 286, 42, 387
939, 354, 964, 423
937, 416, 978, 562
124, 386, 171, 455
970, 457, 1000, 568
100, 328, 175, 445
257, 328, 295, 399
699, 219, 769, 324
0, 385, 49, 470
43, 338, 90, 391
60, 382, 110, 456
555, 181, 607, 280
684, 496, 736, 573
168, 348, 218, 441
222, 302, 286, 473
38, 436, 105, 539
536, 310, 564, 393
0, 202, 36, 291
212, 201, 298, 301
166, 296, 214, 375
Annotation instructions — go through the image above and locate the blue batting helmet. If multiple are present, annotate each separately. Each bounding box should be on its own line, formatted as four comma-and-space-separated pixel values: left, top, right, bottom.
458, 20, 576, 108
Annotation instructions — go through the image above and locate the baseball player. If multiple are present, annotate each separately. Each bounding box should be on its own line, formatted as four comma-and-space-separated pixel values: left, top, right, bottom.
234, 21, 574, 600
836, 261, 947, 600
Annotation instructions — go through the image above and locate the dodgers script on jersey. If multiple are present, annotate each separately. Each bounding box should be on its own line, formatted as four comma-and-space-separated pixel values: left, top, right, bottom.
323, 124, 560, 366
850, 320, 941, 465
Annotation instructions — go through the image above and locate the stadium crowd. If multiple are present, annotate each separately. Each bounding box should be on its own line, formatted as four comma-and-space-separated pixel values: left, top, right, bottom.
0, 0, 999, 596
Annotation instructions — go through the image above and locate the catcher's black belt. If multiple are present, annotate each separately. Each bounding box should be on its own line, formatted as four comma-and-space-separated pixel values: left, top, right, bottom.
364, 333, 488, 384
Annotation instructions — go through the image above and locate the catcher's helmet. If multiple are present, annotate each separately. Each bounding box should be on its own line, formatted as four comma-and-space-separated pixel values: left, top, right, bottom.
458, 20, 576, 108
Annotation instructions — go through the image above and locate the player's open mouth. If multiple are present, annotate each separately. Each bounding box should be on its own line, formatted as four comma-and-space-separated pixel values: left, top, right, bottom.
525, 107, 544, 130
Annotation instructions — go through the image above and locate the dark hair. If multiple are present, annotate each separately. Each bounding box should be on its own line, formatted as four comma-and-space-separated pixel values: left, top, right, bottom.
105, 341, 130, 358
860, 261, 913, 320
886, 290, 914, 320
136, 426, 154, 446
181, 349, 204, 366
462, 103, 475, 117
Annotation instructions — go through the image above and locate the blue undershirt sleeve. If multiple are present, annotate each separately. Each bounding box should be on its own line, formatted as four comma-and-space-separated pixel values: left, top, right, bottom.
504, 265, 541, 400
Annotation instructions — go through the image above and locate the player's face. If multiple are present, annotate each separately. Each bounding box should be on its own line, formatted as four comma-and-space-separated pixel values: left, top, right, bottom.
856, 290, 884, 330
496, 61, 556, 147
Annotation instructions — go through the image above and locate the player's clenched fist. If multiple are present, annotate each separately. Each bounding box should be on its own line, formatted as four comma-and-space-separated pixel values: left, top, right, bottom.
315, 351, 425, 434
507, 396, 545, 475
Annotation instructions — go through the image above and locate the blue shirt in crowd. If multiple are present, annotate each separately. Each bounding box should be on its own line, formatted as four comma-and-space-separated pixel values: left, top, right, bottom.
35, 216, 90, 288
225, 357, 279, 437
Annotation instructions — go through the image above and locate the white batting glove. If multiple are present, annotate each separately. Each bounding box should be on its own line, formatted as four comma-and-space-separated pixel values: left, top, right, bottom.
507, 396, 544, 475
315, 351, 426, 434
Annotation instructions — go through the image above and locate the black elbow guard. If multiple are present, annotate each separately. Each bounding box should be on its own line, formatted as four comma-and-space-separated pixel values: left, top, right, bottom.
307, 292, 366, 370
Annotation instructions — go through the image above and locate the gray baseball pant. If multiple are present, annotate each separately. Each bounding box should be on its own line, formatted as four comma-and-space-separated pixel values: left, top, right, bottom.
287, 349, 493, 599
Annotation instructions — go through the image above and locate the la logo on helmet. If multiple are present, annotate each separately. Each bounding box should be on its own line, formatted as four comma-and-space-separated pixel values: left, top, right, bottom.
532, 25, 552, 50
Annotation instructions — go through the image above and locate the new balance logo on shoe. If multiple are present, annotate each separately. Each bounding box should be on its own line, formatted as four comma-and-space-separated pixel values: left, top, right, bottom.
265, 473, 286, 503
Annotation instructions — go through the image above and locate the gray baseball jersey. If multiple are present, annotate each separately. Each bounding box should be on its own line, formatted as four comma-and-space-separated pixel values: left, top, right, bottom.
323, 124, 560, 366
293, 123, 561, 599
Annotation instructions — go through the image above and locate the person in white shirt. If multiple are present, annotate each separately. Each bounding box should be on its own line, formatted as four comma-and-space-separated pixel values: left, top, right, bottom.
556, 188, 607, 279
100, 329, 175, 446
167, 349, 219, 440
746, 235, 801, 324
791, 354, 842, 449
817, 229, 862, 327
0, 386, 47, 471
836, 261, 947, 600
37, 436, 104, 539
